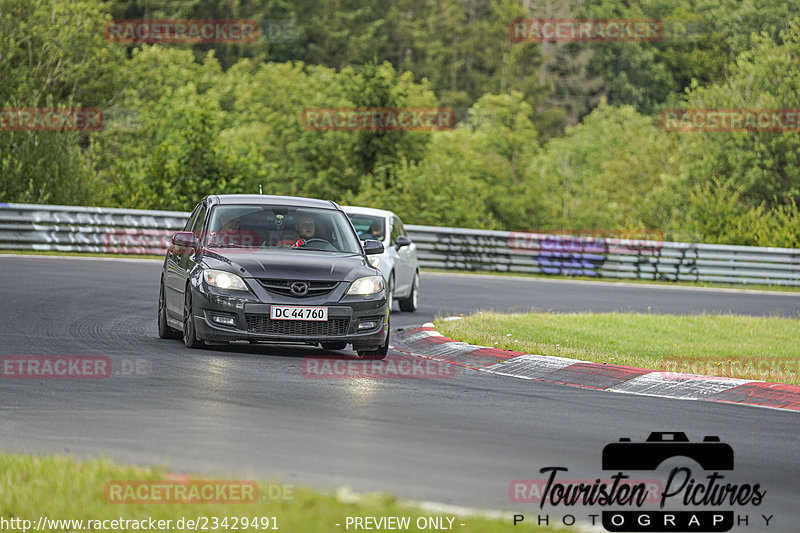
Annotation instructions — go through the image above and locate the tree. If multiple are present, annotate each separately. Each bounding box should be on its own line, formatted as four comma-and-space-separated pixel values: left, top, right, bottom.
342, 62, 435, 180
528, 100, 682, 233
348, 92, 546, 230
0, 0, 123, 204
680, 20, 800, 209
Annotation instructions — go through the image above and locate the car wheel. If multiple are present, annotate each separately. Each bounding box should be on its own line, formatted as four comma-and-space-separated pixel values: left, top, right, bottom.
158, 278, 181, 339
183, 286, 204, 349
398, 271, 419, 312
320, 342, 347, 351
355, 319, 389, 360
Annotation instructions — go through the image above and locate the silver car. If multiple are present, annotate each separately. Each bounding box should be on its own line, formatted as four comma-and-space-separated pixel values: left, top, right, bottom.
342, 206, 420, 312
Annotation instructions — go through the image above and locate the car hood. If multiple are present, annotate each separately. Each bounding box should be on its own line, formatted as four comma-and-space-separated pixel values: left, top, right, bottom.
200, 249, 374, 281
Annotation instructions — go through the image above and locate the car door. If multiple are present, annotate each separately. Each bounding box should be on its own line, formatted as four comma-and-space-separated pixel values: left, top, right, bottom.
391, 216, 415, 297
165, 202, 207, 317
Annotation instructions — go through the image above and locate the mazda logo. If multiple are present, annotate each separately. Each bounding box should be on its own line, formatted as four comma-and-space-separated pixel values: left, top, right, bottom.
290, 281, 309, 296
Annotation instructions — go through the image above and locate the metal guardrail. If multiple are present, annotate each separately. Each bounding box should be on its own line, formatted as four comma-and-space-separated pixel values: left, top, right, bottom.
405, 225, 800, 286
0, 203, 188, 255
2, 203, 799, 286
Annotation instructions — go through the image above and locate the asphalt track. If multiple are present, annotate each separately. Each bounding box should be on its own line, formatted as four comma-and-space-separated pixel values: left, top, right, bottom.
1, 255, 799, 531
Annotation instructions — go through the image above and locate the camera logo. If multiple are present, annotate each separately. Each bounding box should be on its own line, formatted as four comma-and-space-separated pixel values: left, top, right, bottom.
512, 432, 769, 532
603, 432, 733, 472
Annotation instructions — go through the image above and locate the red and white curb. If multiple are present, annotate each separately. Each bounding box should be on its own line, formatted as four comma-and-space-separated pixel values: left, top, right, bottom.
391, 321, 800, 412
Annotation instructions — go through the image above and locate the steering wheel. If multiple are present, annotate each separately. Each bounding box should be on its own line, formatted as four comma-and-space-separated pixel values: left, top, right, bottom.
300, 238, 337, 251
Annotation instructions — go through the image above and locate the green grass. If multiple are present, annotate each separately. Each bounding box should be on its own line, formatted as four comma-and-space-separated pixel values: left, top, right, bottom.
435, 311, 800, 383
0, 454, 547, 532
423, 268, 800, 293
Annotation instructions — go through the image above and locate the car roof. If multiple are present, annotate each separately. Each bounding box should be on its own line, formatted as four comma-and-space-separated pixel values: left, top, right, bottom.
340, 205, 396, 218
207, 194, 339, 209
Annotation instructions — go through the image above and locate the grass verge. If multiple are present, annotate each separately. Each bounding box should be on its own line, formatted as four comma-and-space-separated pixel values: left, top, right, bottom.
0, 454, 547, 532
435, 311, 800, 384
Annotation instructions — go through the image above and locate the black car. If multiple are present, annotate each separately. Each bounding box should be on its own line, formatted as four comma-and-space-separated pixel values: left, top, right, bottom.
158, 194, 389, 358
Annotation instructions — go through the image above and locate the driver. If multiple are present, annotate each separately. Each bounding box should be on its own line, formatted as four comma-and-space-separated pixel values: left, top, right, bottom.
276, 213, 317, 247
365, 220, 384, 240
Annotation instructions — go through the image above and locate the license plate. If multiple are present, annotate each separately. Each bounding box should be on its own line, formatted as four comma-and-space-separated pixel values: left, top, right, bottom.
270, 305, 328, 321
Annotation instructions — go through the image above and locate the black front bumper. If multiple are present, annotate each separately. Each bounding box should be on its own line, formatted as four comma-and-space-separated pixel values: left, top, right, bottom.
190, 281, 389, 348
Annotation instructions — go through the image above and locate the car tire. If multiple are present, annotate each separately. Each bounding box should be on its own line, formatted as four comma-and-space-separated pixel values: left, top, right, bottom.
320, 342, 348, 351
356, 340, 388, 360
183, 286, 204, 349
158, 278, 181, 339
398, 271, 419, 312
356, 319, 389, 360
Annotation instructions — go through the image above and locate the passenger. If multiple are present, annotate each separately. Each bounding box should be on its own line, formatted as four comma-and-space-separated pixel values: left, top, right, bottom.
219, 215, 240, 232
208, 214, 242, 247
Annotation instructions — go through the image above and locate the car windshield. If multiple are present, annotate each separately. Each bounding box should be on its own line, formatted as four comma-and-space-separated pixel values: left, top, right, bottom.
205, 205, 362, 254
347, 213, 386, 241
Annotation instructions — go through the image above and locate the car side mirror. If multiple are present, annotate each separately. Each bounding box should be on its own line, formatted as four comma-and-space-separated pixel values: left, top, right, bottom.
363, 239, 384, 255
395, 235, 412, 249
171, 231, 197, 253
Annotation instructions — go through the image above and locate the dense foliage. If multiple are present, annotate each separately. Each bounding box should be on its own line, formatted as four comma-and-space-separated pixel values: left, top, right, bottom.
1, 0, 798, 246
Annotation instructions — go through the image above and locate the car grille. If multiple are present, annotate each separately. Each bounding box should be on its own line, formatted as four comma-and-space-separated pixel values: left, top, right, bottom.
258, 279, 340, 298
245, 315, 350, 336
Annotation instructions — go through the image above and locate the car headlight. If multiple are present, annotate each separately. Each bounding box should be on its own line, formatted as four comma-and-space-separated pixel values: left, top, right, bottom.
368, 256, 381, 268
346, 276, 384, 296
203, 269, 249, 291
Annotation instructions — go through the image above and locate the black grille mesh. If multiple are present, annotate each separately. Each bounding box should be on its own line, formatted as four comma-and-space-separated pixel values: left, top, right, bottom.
245, 315, 349, 336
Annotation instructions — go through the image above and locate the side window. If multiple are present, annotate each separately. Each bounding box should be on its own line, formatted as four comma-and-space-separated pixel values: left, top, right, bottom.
191, 204, 208, 237
184, 204, 201, 231
394, 217, 408, 237
390, 218, 401, 245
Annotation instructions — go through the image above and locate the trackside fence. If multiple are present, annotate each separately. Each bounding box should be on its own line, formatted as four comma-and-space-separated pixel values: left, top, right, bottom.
1, 203, 799, 286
